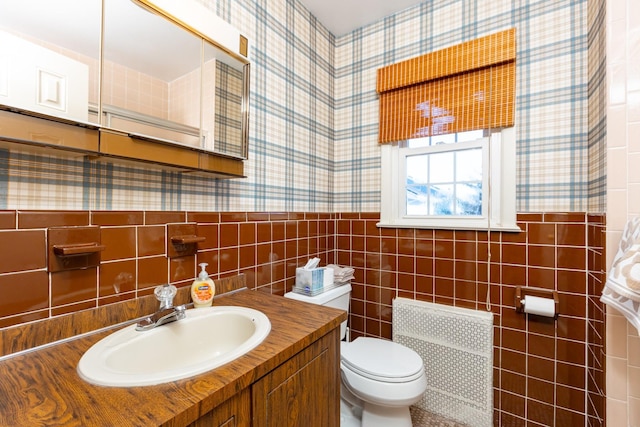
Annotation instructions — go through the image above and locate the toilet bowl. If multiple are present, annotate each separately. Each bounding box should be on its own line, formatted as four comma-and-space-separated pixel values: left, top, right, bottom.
284, 284, 427, 427
340, 337, 427, 426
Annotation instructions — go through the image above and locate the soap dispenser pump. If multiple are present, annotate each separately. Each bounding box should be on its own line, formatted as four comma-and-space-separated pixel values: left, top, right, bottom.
191, 263, 215, 308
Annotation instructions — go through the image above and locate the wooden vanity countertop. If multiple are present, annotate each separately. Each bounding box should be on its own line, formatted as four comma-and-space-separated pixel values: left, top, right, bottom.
0, 290, 346, 427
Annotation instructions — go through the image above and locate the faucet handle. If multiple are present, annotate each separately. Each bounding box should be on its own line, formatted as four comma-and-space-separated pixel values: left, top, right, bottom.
175, 304, 187, 320
155, 284, 177, 309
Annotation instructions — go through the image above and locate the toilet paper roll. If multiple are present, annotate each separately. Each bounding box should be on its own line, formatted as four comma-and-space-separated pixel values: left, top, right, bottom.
522, 295, 555, 317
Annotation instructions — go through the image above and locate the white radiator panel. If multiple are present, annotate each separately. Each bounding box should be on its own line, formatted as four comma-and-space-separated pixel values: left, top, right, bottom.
393, 298, 493, 427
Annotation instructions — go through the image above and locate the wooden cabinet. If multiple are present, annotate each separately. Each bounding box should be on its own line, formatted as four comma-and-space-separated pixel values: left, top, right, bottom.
99, 130, 244, 176
252, 329, 341, 427
188, 389, 251, 427
0, 110, 98, 154
99, 130, 199, 170
0, 115, 245, 177
189, 328, 341, 427
0, 0, 249, 177
0, 290, 346, 427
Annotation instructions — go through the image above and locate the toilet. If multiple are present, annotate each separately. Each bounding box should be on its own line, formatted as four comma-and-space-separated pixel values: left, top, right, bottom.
284, 284, 427, 427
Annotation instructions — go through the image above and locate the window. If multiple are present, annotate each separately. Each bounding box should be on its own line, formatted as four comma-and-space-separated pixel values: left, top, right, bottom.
405, 130, 484, 216
379, 127, 519, 231
375, 29, 518, 231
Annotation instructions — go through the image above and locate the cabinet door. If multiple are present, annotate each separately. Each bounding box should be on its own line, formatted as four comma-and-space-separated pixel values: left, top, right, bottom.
99, 130, 199, 169
188, 388, 251, 427
0, 110, 98, 153
0, 0, 100, 124
252, 329, 340, 427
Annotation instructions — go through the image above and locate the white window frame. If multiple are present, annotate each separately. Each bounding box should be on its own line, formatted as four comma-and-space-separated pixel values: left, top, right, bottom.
378, 127, 520, 231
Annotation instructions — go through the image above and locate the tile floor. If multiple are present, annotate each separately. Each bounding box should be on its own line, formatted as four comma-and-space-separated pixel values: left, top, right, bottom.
410, 406, 468, 426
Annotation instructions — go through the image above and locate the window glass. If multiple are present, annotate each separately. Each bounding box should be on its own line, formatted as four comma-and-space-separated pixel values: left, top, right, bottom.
404, 144, 482, 218
456, 130, 484, 142
429, 152, 454, 183
406, 154, 430, 182
431, 184, 454, 215
406, 184, 429, 215
379, 127, 519, 231
407, 130, 483, 148
456, 148, 482, 181
455, 182, 482, 215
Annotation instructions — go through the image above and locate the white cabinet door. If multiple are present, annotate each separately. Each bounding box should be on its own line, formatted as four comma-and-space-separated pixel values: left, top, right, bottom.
0, 30, 89, 122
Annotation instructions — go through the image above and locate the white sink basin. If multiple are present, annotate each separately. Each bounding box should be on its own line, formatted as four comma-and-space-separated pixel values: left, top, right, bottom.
78, 306, 270, 387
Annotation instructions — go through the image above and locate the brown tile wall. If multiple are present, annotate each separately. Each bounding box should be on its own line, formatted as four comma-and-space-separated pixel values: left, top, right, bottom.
336, 212, 606, 427
587, 215, 606, 427
0, 210, 335, 328
0, 209, 605, 427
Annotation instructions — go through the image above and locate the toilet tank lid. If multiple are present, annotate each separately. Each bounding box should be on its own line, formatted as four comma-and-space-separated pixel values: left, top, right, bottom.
284, 283, 351, 305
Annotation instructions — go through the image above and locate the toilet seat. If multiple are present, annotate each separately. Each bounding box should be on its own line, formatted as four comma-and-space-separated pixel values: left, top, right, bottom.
341, 337, 424, 383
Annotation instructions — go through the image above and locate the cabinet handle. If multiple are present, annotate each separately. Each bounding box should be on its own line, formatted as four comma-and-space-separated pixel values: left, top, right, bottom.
53, 243, 106, 256
171, 235, 206, 244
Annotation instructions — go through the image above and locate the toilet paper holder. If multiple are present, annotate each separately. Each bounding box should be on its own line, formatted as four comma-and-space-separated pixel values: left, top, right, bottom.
515, 286, 559, 318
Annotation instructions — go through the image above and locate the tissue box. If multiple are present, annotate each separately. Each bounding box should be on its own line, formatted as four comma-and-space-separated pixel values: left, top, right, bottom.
295, 267, 333, 292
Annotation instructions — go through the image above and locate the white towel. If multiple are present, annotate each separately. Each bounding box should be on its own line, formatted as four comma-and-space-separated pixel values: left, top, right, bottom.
601, 217, 640, 333
326, 264, 355, 283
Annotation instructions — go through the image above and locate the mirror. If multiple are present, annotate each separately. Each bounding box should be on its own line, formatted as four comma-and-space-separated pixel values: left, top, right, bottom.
102, 0, 204, 149
0, 0, 249, 160
213, 50, 247, 158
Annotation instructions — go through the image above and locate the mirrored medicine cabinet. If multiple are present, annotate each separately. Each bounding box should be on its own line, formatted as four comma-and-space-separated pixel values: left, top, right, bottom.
0, 0, 249, 176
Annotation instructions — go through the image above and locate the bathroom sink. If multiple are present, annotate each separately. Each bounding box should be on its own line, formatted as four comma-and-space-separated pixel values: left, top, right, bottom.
77, 306, 270, 386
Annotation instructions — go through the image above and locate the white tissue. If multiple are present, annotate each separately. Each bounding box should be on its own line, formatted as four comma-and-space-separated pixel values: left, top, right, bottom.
303, 257, 321, 269
522, 295, 555, 317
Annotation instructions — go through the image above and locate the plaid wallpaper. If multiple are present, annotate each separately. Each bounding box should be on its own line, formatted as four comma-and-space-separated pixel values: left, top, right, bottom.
334, 0, 592, 212
0, 0, 601, 213
587, 0, 607, 212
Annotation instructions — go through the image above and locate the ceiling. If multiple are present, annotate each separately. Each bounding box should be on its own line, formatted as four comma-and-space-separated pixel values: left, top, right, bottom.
299, 0, 425, 36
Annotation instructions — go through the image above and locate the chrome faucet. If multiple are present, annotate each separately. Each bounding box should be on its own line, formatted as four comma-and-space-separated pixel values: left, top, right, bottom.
136, 284, 186, 331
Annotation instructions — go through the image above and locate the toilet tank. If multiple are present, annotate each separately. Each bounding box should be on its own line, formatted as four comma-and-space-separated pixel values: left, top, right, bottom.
284, 284, 351, 340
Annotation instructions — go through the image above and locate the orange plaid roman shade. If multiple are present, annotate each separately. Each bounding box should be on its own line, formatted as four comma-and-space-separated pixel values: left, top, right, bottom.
376, 29, 516, 143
